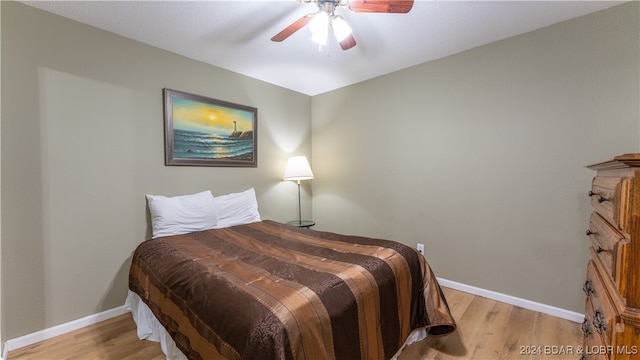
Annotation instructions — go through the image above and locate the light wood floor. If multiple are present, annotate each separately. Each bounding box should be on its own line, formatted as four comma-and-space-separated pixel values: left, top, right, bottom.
8, 287, 582, 360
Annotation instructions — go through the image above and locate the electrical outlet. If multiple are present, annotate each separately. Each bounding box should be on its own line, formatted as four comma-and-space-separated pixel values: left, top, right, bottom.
416, 243, 424, 255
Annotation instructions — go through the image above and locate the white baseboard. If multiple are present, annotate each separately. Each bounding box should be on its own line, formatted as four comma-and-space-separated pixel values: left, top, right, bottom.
437, 277, 585, 323
3, 306, 129, 356
2, 279, 584, 356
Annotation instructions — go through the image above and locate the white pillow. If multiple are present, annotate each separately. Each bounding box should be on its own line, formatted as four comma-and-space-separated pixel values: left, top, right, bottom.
214, 188, 261, 228
146, 190, 218, 238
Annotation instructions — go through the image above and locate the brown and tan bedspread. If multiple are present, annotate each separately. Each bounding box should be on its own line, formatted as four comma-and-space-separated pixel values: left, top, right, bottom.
129, 220, 455, 360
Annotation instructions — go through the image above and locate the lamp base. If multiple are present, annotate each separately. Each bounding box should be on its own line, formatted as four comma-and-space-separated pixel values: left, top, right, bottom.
286, 220, 315, 228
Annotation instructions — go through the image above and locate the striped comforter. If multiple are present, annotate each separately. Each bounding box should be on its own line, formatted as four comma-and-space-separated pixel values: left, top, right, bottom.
129, 220, 455, 360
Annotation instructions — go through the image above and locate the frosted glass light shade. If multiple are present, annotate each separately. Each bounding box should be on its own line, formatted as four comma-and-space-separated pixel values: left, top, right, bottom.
332, 16, 352, 42
283, 156, 314, 181
309, 11, 329, 46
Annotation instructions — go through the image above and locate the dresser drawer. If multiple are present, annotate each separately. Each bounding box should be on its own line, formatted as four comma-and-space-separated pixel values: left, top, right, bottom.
585, 260, 621, 346
583, 297, 609, 360
587, 212, 629, 291
590, 176, 631, 232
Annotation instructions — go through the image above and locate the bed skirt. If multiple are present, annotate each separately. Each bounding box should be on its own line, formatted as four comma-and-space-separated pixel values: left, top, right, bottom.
124, 290, 427, 360
125, 290, 188, 360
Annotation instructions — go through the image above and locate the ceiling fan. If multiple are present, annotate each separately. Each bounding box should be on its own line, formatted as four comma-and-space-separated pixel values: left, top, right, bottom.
271, 0, 414, 50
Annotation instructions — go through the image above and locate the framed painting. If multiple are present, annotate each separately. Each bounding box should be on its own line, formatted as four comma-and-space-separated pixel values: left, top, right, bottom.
163, 88, 257, 167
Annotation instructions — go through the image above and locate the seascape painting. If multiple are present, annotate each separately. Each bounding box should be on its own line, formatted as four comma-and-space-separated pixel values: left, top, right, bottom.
163, 88, 257, 167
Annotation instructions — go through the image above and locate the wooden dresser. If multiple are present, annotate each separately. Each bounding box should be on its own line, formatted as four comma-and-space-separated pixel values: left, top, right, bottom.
583, 154, 640, 359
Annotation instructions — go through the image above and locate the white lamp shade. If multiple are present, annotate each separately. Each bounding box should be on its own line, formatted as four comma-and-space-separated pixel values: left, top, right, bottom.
283, 156, 314, 181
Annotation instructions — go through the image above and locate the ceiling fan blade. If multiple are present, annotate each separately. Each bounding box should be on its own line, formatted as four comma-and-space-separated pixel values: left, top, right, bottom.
271, 14, 314, 42
339, 34, 357, 50
348, 0, 414, 13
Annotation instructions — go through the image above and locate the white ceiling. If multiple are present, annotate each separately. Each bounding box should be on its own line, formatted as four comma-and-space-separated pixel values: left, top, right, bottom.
21, 0, 624, 96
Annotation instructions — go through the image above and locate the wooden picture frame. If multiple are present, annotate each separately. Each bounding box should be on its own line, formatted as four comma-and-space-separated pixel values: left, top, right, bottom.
163, 88, 257, 167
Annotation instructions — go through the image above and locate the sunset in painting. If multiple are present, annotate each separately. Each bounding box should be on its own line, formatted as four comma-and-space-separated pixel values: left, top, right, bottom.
172, 97, 253, 135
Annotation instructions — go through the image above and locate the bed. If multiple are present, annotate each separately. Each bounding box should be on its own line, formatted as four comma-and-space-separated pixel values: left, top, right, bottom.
126, 189, 456, 360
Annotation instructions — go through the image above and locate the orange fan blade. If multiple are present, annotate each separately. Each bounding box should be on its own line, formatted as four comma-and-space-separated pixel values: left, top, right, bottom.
348, 0, 414, 13
271, 14, 314, 42
339, 34, 357, 50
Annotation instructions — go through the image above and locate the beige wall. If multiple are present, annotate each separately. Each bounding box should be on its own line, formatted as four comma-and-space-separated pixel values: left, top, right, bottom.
312, 2, 639, 313
1, 2, 312, 340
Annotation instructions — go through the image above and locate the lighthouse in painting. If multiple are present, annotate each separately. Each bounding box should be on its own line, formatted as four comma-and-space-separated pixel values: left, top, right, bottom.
229, 119, 252, 139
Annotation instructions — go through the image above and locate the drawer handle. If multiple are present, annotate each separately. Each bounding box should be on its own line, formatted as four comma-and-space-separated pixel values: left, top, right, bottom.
586, 229, 595, 236
596, 246, 606, 253
583, 279, 594, 296
588, 191, 608, 203
593, 310, 607, 335
582, 318, 592, 336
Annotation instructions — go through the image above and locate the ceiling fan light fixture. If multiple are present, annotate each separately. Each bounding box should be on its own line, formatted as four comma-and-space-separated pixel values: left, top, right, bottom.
309, 10, 329, 45
331, 15, 352, 42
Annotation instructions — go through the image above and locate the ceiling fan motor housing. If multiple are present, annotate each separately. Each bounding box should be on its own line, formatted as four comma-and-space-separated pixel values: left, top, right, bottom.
317, 0, 339, 15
